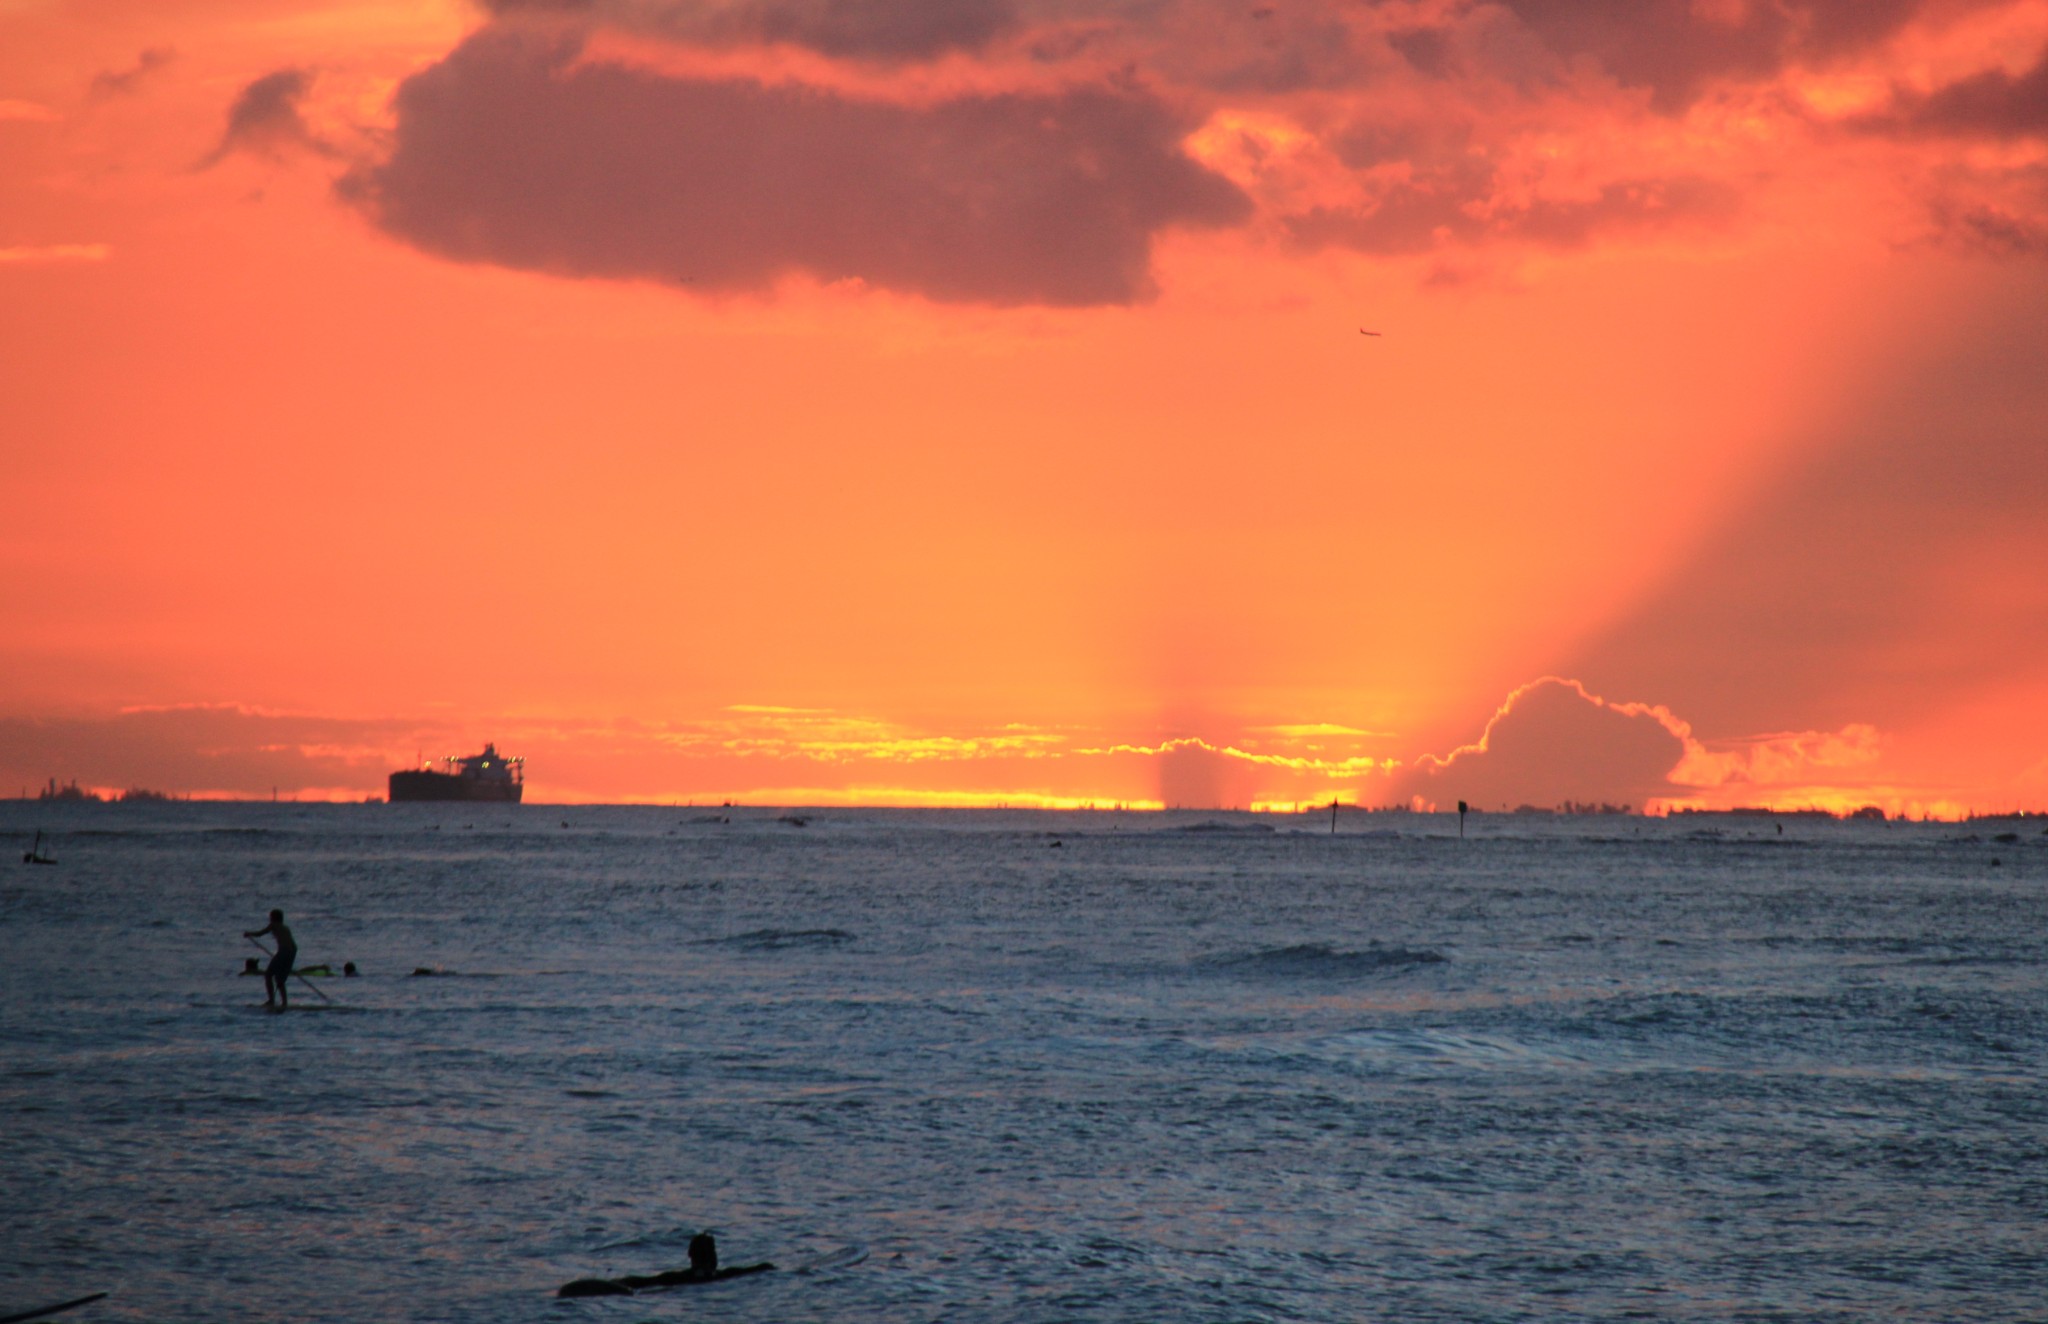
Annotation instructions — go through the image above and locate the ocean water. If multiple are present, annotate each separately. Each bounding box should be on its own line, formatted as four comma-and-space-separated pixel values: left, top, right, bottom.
2, 804, 2044, 1322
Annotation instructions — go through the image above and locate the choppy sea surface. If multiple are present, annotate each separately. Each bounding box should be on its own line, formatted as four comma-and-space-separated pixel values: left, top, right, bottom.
3, 803, 2044, 1322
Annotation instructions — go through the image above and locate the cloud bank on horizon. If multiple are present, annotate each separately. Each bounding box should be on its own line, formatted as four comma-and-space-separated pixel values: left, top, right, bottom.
217, 0, 2048, 303
0, 679, 1905, 814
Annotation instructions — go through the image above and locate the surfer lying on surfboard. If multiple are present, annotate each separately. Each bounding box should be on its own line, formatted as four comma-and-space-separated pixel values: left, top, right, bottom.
557, 1232, 774, 1297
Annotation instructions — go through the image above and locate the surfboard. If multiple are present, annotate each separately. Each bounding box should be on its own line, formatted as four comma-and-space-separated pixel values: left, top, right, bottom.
557, 1263, 775, 1297
0, 1291, 109, 1324
555, 1243, 864, 1298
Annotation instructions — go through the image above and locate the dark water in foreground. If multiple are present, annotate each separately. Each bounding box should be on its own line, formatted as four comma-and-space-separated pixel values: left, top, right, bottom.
2, 804, 2044, 1322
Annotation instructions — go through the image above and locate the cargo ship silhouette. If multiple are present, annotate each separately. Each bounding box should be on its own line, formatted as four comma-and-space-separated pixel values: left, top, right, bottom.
388, 744, 524, 803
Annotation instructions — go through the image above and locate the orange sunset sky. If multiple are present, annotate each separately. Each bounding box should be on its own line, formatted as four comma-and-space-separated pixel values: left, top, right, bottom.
4, 0, 2048, 814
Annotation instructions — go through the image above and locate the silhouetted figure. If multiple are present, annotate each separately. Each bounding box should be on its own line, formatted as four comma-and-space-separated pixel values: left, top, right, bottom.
555, 1232, 775, 1298
343, 962, 358, 977
243, 909, 296, 1009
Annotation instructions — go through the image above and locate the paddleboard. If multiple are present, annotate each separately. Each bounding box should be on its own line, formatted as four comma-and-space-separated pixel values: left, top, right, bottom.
0, 1291, 109, 1324
554, 1244, 863, 1299
558, 1263, 774, 1298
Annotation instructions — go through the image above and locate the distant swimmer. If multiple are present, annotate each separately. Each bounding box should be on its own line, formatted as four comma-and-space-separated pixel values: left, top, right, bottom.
556, 1232, 774, 1297
243, 908, 297, 1009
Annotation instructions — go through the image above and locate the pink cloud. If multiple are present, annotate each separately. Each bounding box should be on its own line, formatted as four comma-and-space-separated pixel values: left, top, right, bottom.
202, 68, 335, 167
1393, 677, 1689, 811
1866, 47, 2048, 139
1672, 724, 1883, 788
481, 0, 1023, 61
341, 28, 1249, 306
1489, 0, 1926, 109
89, 47, 175, 100
1391, 677, 1889, 811
260, 0, 2048, 297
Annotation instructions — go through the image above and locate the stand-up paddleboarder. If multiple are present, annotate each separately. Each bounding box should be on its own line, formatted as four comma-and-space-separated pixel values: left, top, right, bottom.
243, 909, 297, 1009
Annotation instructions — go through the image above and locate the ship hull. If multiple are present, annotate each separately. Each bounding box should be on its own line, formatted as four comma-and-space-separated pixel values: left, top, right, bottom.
387, 770, 524, 803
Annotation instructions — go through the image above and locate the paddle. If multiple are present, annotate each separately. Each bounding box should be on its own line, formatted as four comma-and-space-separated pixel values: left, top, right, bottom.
0, 1291, 109, 1324
244, 934, 331, 1003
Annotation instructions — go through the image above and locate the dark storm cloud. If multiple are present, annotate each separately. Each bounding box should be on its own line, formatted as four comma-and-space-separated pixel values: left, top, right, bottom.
1849, 48, 2048, 262
478, 0, 1020, 60
477, 0, 1956, 100
201, 68, 331, 166
710, 0, 1019, 60
486, 0, 1375, 90
341, 29, 1249, 306
1183, 8, 1378, 96
1385, 26, 1453, 80
1489, 0, 1926, 109
1868, 50, 2048, 139
1928, 197, 2048, 259
1391, 678, 1688, 812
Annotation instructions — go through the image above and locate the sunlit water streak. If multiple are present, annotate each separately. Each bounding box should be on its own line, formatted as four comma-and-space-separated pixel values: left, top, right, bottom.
2, 804, 2044, 1321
